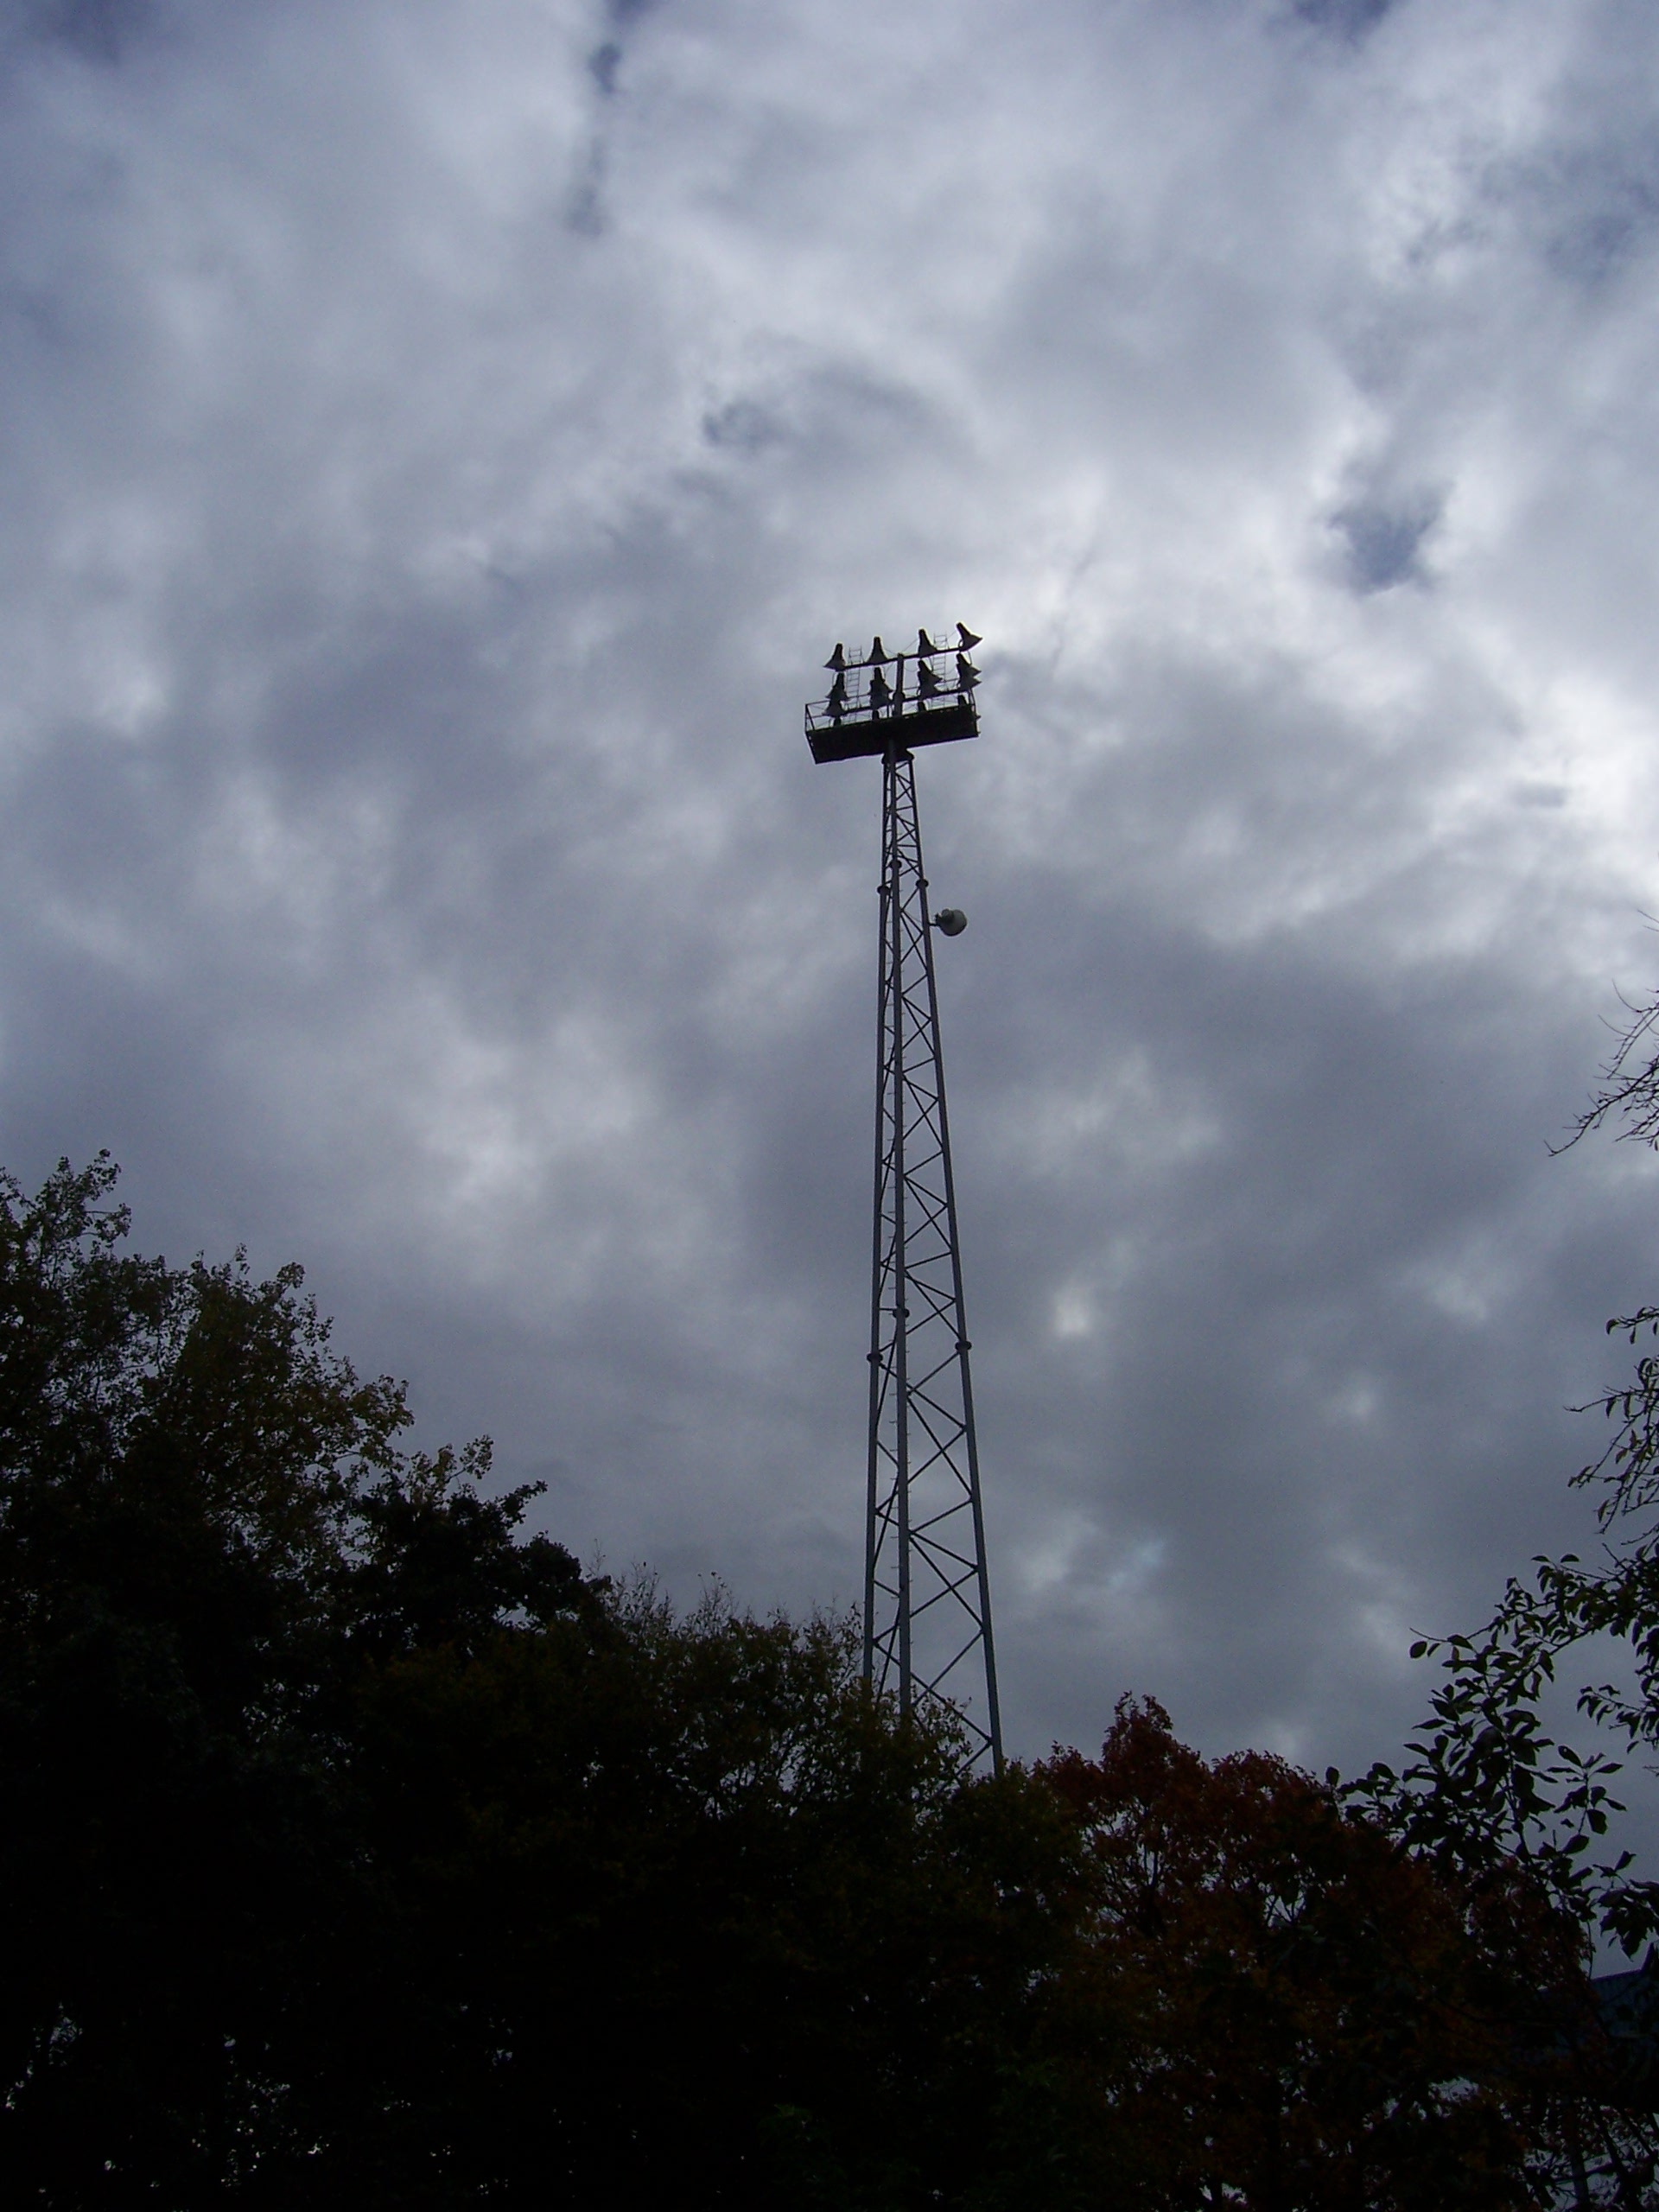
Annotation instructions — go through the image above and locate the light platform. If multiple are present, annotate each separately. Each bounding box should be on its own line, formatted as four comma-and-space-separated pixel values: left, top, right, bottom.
805, 696, 978, 766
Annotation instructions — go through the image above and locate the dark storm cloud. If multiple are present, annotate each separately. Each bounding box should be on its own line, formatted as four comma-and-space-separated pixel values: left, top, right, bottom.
1290, 0, 1396, 40
1330, 488, 1440, 591
4, 0, 1659, 1821
8, 0, 152, 65
588, 0, 660, 96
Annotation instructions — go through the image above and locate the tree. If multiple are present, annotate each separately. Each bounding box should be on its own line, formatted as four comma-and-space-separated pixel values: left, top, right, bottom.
0, 1154, 1080, 2208
1339, 983, 1659, 2204
1032, 1699, 1574, 2210
1336, 982, 1659, 1955
0, 1154, 1594, 2208
0, 1153, 595, 2202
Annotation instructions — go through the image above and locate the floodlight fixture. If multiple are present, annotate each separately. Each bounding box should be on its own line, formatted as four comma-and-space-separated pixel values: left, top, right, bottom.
804, 619, 982, 766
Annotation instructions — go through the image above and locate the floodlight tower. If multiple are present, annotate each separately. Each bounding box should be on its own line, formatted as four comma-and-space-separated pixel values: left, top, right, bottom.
805, 626, 1002, 1774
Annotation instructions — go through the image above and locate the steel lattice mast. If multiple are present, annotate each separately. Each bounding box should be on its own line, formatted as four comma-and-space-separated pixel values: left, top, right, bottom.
805, 626, 1002, 1773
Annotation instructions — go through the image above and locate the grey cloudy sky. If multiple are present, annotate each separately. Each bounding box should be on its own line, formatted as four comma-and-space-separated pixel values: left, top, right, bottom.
6, 0, 1659, 1785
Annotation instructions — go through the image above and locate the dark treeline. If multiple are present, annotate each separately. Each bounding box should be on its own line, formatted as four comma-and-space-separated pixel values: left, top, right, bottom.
3, 1151, 1659, 2208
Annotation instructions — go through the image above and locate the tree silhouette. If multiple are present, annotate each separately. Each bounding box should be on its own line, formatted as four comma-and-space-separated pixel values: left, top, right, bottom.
0, 1155, 1591, 2208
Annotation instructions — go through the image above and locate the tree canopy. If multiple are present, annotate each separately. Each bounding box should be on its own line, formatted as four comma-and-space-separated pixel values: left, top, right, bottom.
0, 1153, 1626, 2207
